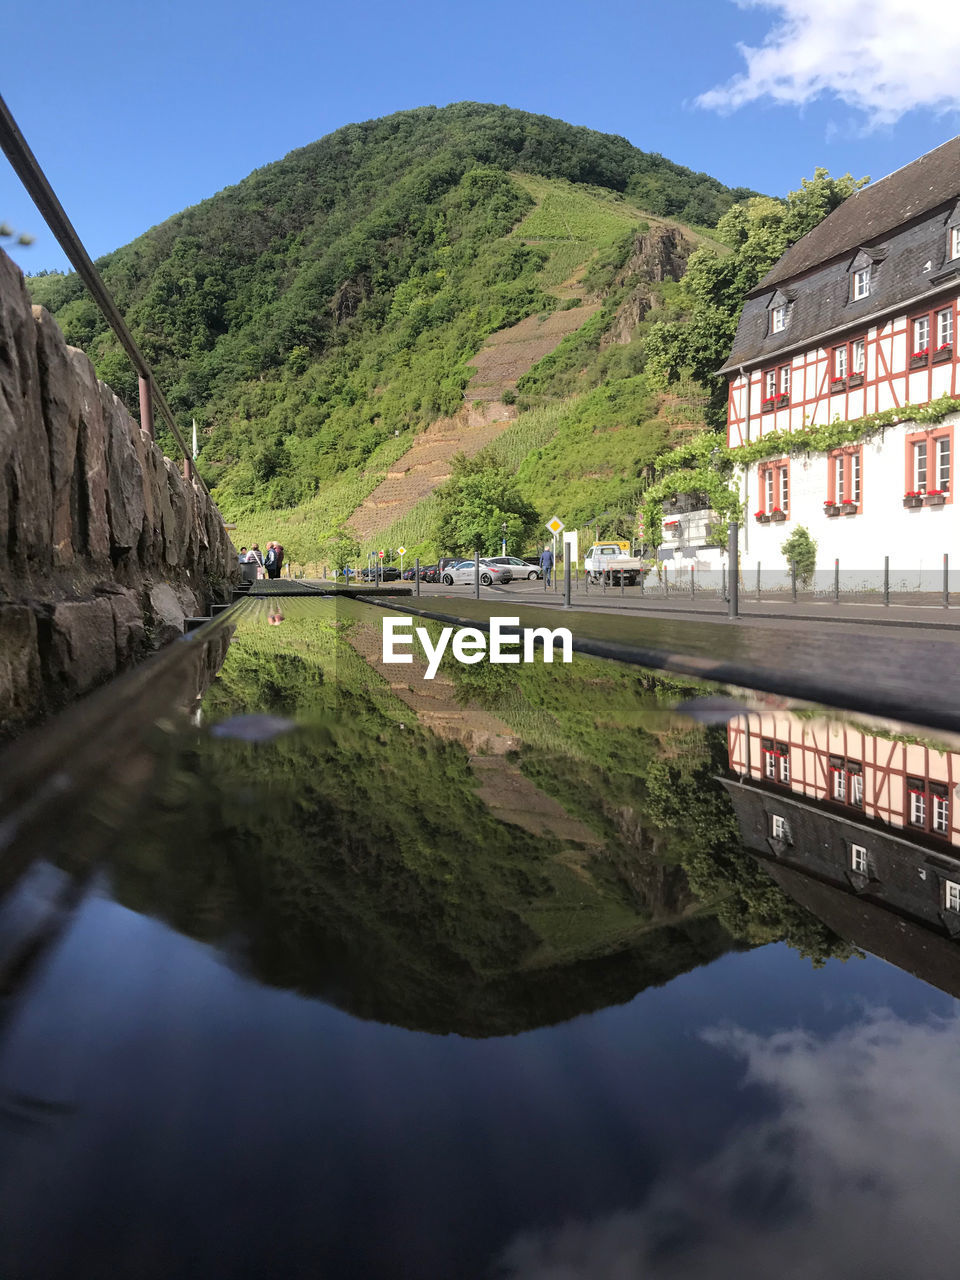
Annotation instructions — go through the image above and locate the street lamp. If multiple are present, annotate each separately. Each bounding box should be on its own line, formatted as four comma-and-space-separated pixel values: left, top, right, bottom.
501, 520, 507, 556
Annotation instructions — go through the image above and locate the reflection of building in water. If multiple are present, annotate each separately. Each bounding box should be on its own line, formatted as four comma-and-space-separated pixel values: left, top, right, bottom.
722, 713, 960, 997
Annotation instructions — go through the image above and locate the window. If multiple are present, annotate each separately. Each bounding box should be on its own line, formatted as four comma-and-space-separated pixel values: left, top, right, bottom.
933, 792, 950, 834
853, 267, 870, 300
907, 426, 952, 496
852, 338, 865, 374
938, 307, 954, 350
777, 742, 790, 783
764, 746, 776, 779
914, 315, 930, 356
833, 346, 848, 379
759, 461, 789, 514
771, 814, 790, 841
855, 762, 870, 803
762, 363, 791, 409
771, 305, 786, 334
851, 844, 868, 874
945, 880, 960, 911
938, 437, 951, 491
915, 441, 928, 491
908, 778, 927, 828
832, 766, 846, 802
951, 226, 960, 260
829, 447, 863, 510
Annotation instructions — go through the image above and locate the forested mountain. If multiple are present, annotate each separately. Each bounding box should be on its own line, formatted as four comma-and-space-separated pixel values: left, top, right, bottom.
27, 103, 762, 558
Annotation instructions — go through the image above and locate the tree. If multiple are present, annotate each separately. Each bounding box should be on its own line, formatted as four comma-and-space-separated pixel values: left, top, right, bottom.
323, 526, 360, 575
645, 170, 869, 427
432, 454, 540, 556
781, 526, 817, 587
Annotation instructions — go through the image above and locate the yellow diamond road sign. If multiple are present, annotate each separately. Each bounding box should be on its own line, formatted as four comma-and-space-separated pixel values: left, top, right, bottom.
397, 546, 406, 556
546, 516, 565, 535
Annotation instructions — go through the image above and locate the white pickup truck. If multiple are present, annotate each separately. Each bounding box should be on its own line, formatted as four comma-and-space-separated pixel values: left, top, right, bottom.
583, 542, 650, 586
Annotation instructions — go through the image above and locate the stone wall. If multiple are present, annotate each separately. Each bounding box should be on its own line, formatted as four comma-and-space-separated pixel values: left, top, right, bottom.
0, 248, 235, 735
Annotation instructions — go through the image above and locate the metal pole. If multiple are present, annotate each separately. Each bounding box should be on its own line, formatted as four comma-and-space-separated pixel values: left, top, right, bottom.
883, 556, 890, 606
756, 560, 761, 600
728, 521, 739, 619
415, 557, 421, 598
834, 558, 840, 603
690, 565, 695, 597
721, 564, 726, 601
474, 549, 480, 599
620, 570, 624, 597
564, 556, 571, 608
791, 559, 797, 603
944, 553, 949, 608
138, 375, 154, 440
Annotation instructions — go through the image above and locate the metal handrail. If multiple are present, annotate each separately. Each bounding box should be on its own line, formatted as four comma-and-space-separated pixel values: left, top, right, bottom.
0, 92, 206, 493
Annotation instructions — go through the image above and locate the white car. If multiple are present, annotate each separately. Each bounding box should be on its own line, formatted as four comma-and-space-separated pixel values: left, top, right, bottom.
441, 560, 513, 586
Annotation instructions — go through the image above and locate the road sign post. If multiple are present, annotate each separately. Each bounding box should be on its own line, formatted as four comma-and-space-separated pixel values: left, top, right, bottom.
545, 516, 564, 591
397, 545, 406, 575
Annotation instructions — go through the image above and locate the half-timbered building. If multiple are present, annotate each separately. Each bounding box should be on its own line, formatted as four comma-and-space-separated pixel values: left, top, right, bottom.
720, 138, 960, 568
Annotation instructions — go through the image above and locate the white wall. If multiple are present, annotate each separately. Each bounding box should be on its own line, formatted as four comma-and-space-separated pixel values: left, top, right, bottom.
739, 414, 960, 578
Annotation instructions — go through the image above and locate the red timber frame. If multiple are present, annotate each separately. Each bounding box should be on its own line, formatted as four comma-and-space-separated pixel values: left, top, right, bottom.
756, 457, 790, 517
826, 444, 864, 513
725, 294, 960, 449
726, 718, 959, 846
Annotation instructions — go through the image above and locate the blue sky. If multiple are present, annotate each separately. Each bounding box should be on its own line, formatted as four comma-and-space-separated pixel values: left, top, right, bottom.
4, 0, 960, 272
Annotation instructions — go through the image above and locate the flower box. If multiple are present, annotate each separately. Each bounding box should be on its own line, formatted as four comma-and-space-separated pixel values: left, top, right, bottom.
903, 493, 923, 508
770, 509, 787, 523
775, 393, 790, 408
823, 502, 840, 517
840, 501, 858, 514
754, 511, 771, 523
910, 352, 929, 368
934, 345, 953, 364
761, 397, 776, 413
830, 377, 846, 392
924, 491, 946, 506
847, 373, 864, 389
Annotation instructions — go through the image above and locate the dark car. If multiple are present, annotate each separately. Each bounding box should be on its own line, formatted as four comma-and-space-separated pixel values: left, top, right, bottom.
421, 564, 440, 582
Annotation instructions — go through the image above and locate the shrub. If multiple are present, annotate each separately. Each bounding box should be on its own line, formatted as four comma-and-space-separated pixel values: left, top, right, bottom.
781, 526, 817, 587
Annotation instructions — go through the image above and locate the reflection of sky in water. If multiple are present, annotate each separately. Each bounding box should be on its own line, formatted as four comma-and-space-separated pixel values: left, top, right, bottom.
0, 889, 956, 1279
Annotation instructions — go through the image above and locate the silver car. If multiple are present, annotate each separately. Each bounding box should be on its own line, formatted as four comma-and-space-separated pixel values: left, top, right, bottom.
483, 555, 542, 580
441, 559, 513, 586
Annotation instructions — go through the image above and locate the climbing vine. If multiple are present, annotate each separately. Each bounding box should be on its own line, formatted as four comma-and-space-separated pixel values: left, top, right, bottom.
641, 394, 960, 547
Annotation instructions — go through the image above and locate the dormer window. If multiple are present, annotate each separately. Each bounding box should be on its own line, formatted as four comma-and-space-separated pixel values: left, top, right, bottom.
853, 267, 871, 300
951, 226, 960, 260
771, 305, 787, 333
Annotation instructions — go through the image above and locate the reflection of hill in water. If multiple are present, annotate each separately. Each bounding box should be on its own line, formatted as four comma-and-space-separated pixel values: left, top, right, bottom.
106, 600, 744, 1035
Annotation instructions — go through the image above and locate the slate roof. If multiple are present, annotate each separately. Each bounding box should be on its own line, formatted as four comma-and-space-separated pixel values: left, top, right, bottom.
720, 135, 960, 374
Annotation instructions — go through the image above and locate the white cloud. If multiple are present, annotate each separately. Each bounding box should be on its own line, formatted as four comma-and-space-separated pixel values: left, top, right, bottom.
496, 1010, 960, 1279
698, 0, 960, 126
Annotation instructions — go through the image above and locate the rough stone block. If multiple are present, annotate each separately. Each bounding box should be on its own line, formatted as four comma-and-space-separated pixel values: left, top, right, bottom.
0, 604, 41, 732
40, 598, 118, 696
147, 582, 186, 647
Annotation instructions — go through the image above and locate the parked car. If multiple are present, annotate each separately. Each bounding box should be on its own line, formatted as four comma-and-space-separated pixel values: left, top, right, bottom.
359, 566, 402, 582
484, 555, 541, 580
441, 560, 513, 586
421, 564, 440, 582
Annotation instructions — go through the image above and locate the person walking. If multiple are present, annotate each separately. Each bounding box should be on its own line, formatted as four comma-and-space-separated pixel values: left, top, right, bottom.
264, 542, 278, 579
539, 543, 554, 586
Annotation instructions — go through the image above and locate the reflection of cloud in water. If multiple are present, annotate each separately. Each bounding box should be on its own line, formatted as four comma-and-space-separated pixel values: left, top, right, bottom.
497, 1012, 960, 1279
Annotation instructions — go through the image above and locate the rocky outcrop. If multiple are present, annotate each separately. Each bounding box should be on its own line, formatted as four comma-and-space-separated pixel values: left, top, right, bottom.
600, 225, 693, 346
0, 248, 235, 735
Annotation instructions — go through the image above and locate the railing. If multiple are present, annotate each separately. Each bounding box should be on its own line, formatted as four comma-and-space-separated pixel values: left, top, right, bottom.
0, 92, 205, 493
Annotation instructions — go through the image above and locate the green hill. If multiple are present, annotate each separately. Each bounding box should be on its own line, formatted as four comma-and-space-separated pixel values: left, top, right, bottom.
27, 102, 757, 560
